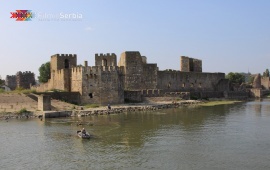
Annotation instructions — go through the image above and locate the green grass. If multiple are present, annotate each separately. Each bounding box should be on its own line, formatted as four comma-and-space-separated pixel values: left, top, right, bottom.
15, 89, 36, 94
84, 104, 100, 108
17, 108, 28, 114
45, 89, 67, 92
0, 87, 36, 94
199, 100, 242, 106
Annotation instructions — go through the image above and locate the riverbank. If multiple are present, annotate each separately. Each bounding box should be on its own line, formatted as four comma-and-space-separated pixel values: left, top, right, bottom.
73, 100, 201, 117
0, 100, 201, 120
0, 99, 247, 120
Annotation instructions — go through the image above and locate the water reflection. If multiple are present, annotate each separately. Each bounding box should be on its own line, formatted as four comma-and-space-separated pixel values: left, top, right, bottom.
1, 100, 270, 169
41, 103, 243, 148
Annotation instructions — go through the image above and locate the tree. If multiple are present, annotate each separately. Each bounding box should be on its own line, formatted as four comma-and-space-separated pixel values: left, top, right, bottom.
263, 69, 269, 77
248, 76, 254, 84
38, 62, 50, 83
0, 76, 4, 86
226, 72, 245, 84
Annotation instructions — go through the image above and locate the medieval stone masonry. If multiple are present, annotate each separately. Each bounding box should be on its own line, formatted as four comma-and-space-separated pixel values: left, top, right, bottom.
32, 51, 229, 105
6, 71, 35, 90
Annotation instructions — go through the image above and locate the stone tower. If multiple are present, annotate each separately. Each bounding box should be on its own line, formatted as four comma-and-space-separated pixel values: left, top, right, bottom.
5, 75, 16, 90
95, 53, 117, 66
180, 56, 202, 72
50, 54, 77, 91
16, 71, 35, 89
50, 54, 77, 73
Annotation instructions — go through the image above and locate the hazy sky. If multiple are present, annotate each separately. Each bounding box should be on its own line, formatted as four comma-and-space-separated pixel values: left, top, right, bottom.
1, 0, 270, 79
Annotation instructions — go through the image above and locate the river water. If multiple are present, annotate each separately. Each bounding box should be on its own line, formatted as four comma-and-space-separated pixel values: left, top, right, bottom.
1, 99, 270, 170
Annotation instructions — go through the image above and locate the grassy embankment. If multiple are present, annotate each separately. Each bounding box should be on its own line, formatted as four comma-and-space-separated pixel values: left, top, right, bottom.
0, 87, 36, 94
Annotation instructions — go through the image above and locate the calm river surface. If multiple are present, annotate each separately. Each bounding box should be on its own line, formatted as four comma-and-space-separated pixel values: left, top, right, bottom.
1, 99, 270, 170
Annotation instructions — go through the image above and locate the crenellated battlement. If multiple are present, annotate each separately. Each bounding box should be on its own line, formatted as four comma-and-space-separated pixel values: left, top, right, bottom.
95, 53, 116, 58
16, 71, 35, 76
56, 69, 63, 75
6, 75, 16, 78
124, 51, 141, 55
72, 66, 83, 73
95, 53, 117, 66
81, 66, 119, 75
51, 54, 77, 58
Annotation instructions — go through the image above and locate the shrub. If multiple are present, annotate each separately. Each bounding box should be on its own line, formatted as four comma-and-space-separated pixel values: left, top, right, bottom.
17, 108, 28, 115
190, 95, 199, 100
0, 88, 5, 93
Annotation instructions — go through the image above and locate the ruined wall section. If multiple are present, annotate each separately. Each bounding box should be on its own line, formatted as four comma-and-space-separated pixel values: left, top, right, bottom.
95, 53, 117, 66
261, 77, 270, 90
180, 56, 202, 72
5, 75, 16, 90
180, 56, 190, 72
253, 74, 261, 88
192, 59, 202, 72
157, 70, 225, 92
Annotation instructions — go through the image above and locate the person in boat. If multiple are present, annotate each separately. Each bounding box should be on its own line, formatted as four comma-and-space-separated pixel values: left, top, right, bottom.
81, 128, 86, 134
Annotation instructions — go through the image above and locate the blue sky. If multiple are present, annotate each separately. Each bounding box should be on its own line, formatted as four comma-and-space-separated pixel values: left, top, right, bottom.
1, 0, 270, 79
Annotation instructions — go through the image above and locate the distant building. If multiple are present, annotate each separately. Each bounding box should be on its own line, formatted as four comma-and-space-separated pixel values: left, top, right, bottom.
5, 75, 16, 90
5, 71, 35, 90
0, 85, 11, 91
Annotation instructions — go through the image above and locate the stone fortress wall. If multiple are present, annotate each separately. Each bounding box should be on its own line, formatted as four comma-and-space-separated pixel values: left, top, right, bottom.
32, 51, 230, 105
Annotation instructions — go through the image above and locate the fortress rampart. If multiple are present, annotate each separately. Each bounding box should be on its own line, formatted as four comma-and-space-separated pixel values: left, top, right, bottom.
32, 51, 229, 105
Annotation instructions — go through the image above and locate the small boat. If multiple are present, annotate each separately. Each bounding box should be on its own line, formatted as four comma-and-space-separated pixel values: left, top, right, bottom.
77, 130, 91, 139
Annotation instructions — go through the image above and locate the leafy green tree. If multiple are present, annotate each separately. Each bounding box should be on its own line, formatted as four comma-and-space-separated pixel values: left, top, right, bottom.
226, 72, 245, 84
0, 76, 4, 86
38, 62, 50, 83
248, 76, 254, 84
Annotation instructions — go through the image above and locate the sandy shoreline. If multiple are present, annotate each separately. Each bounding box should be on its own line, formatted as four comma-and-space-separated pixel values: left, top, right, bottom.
0, 100, 201, 120
0, 99, 245, 120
